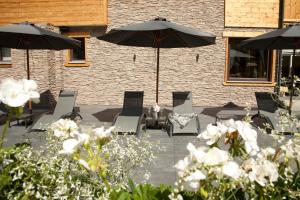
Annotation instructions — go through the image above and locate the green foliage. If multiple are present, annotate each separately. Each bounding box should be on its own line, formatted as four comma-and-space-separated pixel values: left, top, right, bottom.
110, 181, 172, 200
0, 143, 104, 199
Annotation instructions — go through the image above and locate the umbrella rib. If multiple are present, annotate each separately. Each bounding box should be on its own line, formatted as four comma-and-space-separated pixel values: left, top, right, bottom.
43, 36, 59, 49
168, 29, 191, 47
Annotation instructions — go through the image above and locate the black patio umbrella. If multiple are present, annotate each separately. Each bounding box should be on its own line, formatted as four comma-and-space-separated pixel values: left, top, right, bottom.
98, 17, 216, 103
0, 22, 81, 112
242, 24, 300, 114
0, 22, 81, 80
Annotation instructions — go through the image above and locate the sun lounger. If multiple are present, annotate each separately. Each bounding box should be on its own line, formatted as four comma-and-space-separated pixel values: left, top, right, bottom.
112, 91, 145, 137
31, 90, 81, 131
252, 92, 298, 133
167, 92, 200, 136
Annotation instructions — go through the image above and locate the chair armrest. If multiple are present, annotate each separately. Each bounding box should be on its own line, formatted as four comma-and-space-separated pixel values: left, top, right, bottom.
195, 114, 201, 135
112, 112, 120, 125
136, 113, 146, 137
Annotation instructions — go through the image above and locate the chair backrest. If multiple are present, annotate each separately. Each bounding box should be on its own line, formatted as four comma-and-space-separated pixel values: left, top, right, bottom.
53, 90, 77, 117
173, 91, 193, 114
120, 91, 144, 116
255, 92, 278, 113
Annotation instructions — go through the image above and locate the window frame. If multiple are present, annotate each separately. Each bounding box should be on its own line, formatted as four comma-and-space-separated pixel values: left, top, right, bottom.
0, 47, 12, 68
64, 32, 90, 67
223, 37, 276, 86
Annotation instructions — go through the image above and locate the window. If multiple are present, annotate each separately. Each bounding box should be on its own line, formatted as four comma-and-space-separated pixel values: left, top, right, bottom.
281, 50, 300, 78
0, 48, 12, 66
225, 37, 274, 85
65, 33, 89, 67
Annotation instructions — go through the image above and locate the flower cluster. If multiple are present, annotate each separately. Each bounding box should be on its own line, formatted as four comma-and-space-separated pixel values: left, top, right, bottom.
48, 118, 79, 138
0, 118, 163, 199
172, 119, 300, 200
0, 78, 39, 107
0, 143, 104, 199
51, 119, 114, 176
199, 119, 259, 156
49, 119, 162, 189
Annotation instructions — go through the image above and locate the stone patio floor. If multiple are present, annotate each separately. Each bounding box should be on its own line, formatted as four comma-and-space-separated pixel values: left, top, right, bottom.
2, 105, 276, 186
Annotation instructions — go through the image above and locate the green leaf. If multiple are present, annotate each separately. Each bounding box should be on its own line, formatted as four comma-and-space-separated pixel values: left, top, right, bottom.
110, 190, 131, 200
200, 187, 208, 198
128, 178, 136, 192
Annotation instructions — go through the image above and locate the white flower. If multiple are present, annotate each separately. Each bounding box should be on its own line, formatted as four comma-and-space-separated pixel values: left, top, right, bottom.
153, 103, 160, 112
21, 79, 40, 103
143, 172, 151, 181
76, 133, 90, 145
174, 157, 192, 177
203, 147, 229, 165
186, 143, 206, 163
53, 130, 67, 138
50, 119, 79, 138
222, 119, 238, 133
236, 121, 259, 156
0, 79, 29, 107
257, 147, 276, 160
248, 160, 279, 186
94, 126, 115, 139
0, 79, 40, 107
78, 159, 90, 170
242, 158, 256, 172
222, 161, 242, 180
59, 139, 79, 155
184, 170, 206, 191
198, 124, 223, 145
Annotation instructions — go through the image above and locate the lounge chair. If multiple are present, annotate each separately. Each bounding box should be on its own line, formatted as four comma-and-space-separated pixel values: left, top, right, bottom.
31, 90, 82, 131
252, 92, 297, 133
167, 92, 200, 136
112, 91, 145, 137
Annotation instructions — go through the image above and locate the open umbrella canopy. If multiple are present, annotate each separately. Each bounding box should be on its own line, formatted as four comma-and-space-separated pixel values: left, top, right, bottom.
98, 17, 216, 103
0, 22, 81, 50
242, 24, 300, 114
98, 17, 215, 48
241, 24, 300, 49
0, 22, 81, 113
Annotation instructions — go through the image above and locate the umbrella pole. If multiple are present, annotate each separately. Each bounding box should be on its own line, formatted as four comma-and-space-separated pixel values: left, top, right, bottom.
289, 48, 296, 115
156, 47, 160, 104
26, 48, 32, 113
26, 48, 30, 80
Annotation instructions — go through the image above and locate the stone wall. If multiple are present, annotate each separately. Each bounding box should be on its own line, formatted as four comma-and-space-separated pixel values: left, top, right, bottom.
0, 0, 275, 107
62, 0, 273, 107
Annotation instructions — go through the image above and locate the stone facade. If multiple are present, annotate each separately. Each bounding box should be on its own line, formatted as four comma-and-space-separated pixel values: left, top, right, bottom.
0, 0, 275, 107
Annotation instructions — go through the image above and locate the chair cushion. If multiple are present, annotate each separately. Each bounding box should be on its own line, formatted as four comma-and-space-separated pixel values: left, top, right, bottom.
60, 90, 76, 97
172, 117, 198, 134
113, 116, 140, 133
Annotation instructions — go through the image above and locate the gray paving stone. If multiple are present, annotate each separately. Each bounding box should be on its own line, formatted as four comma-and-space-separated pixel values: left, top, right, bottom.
1, 105, 279, 187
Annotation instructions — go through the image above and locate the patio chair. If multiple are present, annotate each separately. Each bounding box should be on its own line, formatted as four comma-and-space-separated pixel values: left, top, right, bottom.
252, 92, 289, 132
112, 91, 145, 137
31, 90, 82, 131
167, 91, 200, 136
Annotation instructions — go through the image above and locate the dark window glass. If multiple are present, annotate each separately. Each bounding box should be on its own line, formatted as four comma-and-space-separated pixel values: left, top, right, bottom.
0, 48, 11, 63
69, 37, 85, 63
228, 38, 272, 81
282, 54, 300, 78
